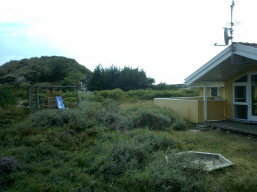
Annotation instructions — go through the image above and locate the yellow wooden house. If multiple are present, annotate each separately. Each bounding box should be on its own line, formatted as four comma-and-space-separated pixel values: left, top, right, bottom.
154, 42, 257, 123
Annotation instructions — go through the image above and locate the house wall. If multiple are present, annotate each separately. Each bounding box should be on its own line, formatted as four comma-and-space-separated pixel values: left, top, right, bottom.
155, 66, 257, 122
154, 98, 226, 123
219, 88, 225, 99
197, 66, 257, 120
154, 98, 201, 123
199, 87, 225, 99
225, 66, 257, 119
207, 100, 226, 120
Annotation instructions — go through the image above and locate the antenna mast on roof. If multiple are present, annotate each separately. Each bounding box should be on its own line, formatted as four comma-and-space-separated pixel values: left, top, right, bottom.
214, 0, 235, 46
214, 0, 250, 64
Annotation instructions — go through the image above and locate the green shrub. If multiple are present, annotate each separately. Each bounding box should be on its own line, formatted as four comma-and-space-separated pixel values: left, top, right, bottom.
23, 109, 76, 128
33, 142, 57, 159
150, 106, 178, 123
86, 133, 142, 178
220, 175, 257, 192
17, 127, 40, 138
84, 132, 205, 192
93, 88, 199, 101
129, 129, 181, 151
64, 97, 77, 102
0, 88, 16, 108
2, 100, 207, 191
0, 157, 21, 188
86, 129, 182, 184
133, 151, 208, 192
173, 118, 188, 131
101, 98, 120, 112
132, 108, 171, 130
97, 88, 125, 100
95, 95, 105, 102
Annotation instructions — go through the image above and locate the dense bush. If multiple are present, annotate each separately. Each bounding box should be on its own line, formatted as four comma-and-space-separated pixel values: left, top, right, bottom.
2, 95, 257, 191
138, 151, 208, 192
1, 125, 208, 191
128, 129, 181, 150
0, 157, 21, 188
0, 100, 207, 191
15, 99, 181, 132
81, 129, 206, 192
173, 118, 188, 131
95, 88, 199, 101
0, 88, 16, 108
132, 108, 171, 130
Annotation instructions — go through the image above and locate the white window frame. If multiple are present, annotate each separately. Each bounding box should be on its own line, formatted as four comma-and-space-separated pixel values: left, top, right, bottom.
249, 72, 257, 121
232, 72, 257, 121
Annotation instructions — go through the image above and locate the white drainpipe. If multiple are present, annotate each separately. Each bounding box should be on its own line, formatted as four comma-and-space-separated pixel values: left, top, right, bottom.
203, 84, 208, 121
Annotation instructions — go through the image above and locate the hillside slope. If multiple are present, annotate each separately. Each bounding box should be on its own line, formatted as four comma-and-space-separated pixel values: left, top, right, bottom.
0, 56, 92, 86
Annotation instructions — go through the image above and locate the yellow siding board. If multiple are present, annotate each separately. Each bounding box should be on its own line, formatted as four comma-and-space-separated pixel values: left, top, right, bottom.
207, 101, 226, 120
154, 99, 226, 123
198, 101, 204, 122
154, 99, 200, 123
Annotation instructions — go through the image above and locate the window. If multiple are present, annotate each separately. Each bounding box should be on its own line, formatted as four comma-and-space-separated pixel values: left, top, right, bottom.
234, 104, 248, 119
210, 87, 218, 96
234, 74, 247, 83
234, 86, 246, 102
233, 74, 248, 120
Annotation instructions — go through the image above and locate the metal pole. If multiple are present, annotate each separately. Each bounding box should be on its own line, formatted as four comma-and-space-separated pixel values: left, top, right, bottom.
203, 84, 208, 121
230, 0, 234, 43
76, 87, 79, 107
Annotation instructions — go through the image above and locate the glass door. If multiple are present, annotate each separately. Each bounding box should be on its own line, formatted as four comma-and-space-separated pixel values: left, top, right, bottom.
250, 74, 257, 121
234, 85, 248, 119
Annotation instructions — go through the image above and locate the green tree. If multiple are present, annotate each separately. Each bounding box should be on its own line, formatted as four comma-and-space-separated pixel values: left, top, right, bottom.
118, 67, 154, 91
87, 65, 155, 91
87, 64, 106, 91
104, 65, 120, 90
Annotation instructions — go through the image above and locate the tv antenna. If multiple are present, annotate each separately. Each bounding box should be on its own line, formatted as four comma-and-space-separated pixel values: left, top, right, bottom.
214, 0, 250, 64
214, 0, 238, 46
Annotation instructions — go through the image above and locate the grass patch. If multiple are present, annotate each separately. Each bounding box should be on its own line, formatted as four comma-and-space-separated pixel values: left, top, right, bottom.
172, 129, 257, 191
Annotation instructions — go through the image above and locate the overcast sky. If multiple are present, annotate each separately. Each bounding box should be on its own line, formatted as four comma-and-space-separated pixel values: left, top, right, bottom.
1, 0, 256, 84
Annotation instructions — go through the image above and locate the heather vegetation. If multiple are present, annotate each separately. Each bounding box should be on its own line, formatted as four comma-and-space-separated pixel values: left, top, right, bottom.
1, 99, 206, 192
93, 88, 198, 101
60, 88, 197, 106
1, 97, 257, 191
0, 88, 16, 108
0, 56, 91, 86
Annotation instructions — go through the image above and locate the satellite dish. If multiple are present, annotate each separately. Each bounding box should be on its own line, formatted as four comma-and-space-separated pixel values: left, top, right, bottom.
224, 27, 231, 45
214, 0, 235, 46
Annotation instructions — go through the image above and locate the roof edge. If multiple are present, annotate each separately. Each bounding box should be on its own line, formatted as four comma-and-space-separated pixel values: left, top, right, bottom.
185, 45, 232, 86
184, 42, 257, 87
